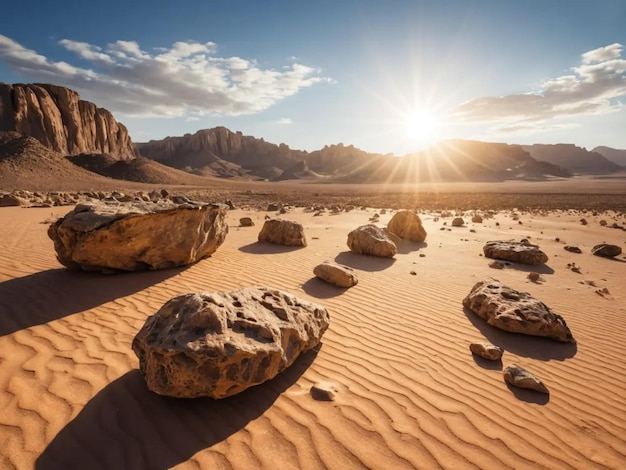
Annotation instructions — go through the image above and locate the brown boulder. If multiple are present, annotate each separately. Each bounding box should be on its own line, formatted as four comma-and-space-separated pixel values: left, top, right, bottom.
387, 210, 427, 242
463, 278, 575, 343
452, 217, 465, 227
258, 219, 307, 246
239, 217, 255, 227
483, 240, 549, 265
313, 261, 358, 287
48, 200, 227, 272
592, 243, 622, 258
132, 287, 330, 398
469, 342, 503, 361
347, 224, 397, 258
503, 364, 549, 394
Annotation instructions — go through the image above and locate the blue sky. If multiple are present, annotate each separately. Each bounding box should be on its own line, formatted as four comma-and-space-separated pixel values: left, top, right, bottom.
1, 0, 625, 154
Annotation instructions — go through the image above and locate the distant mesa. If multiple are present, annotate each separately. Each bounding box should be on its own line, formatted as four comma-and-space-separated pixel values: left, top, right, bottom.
593, 146, 626, 167
524, 143, 622, 175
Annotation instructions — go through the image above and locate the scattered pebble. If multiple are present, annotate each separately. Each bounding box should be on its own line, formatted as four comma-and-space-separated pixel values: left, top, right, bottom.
310, 381, 339, 401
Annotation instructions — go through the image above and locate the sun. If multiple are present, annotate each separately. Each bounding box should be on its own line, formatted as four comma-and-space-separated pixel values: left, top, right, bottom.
403, 109, 441, 146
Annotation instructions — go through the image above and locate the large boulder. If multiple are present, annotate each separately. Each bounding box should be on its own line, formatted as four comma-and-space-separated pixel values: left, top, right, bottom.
463, 278, 575, 343
132, 287, 330, 398
258, 219, 307, 246
48, 200, 228, 272
592, 243, 622, 258
347, 224, 397, 257
387, 210, 427, 242
483, 240, 549, 265
313, 261, 358, 287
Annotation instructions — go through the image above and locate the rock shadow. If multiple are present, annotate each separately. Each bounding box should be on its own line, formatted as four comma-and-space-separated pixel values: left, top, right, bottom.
36, 347, 320, 470
395, 240, 427, 255
301, 278, 350, 299
471, 354, 503, 371
334, 251, 395, 272
486, 261, 555, 275
463, 307, 577, 361
238, 242, 305, 255
0, 267, 184, 337
505, 383, 550, 405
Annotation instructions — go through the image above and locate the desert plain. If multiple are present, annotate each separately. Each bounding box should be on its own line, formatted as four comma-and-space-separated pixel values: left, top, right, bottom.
1, 179, 626, 470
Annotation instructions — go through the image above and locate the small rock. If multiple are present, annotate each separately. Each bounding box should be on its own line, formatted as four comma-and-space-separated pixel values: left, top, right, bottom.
258, 219, 307, 246
599, 220, 607, 226
489, 260, 506, 269
592, 244, 622, 258
580, 218, 588, 225
313, 262, 358, 287
564, 246, 582, 253
347, 224, 396, 258
452, 217, 465, 227
409, 270, 416, 275
483, 240, 548, 265
387, 210, 427, 242
527, 272, 541, 283
239, 217, 255, 227
469, 342, 503, 361
471, 215, 483, 223
310, 381, 339, 401
503, 364, 549, 394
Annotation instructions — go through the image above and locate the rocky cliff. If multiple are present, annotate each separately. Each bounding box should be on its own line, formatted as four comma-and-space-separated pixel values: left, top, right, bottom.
136, 127, 305, 178
523, 144, 621, 174
0, 83, 137, 159
592, 146, 626, 167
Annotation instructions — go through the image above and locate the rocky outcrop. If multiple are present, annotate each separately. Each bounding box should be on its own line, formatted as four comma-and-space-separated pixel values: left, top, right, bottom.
313, 261, 358, 287
463, 278, 575, 343
258, 219, 307, 247
48, 200, 228, 272
387, 211, 427, 242
503, 364, 549, 394
132, 287, 330, 398
523, 144, 621, 174
483, 240, 549, 265
347, 224, 397, 257
0, 83, 137, 159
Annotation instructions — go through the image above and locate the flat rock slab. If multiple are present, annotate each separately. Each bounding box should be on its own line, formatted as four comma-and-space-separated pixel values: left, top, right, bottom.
463, 278, 575, 343
469, 342, 503, 361
387, 210, 427, 242
483, 240, 549, 265
314, 261, 358, 287
48, 200, 228, 272
258, 219, 307, 246
504, 364, 549, 394
132, 287, 330, 399
347, 224, 397, 257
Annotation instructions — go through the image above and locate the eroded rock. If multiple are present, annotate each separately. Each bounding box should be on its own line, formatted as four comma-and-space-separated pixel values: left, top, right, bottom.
469, 342, 503, 361
313, 261, 358, 287
483, 240, 549, 265
48, 200, 227, 272
387, 210, 427, 242
463, 278, 575, 343
503, 364, 549, 394
258, 219, 307, 246
347, 224, 397, 258
132, 287, 330, 398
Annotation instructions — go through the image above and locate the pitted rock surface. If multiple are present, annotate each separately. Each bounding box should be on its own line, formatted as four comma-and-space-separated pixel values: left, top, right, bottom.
132, 287, 330, 398
48, 200, 227, 272
258, 219, 307, 246
347, 224, 397, 258
483, 240, 549, 265
463, 278, 575, 343
387, 210, 427, 242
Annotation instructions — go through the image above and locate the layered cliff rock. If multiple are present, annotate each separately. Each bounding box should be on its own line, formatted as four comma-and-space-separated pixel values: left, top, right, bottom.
136, 127, 305, 178
0, 83, 137, 159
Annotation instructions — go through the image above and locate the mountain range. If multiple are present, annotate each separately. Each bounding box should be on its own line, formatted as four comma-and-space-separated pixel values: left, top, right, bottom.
0, 83, 624, 188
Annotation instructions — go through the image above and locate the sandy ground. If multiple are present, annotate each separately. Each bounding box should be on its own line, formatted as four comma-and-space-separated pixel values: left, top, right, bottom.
1, 204, 625, 469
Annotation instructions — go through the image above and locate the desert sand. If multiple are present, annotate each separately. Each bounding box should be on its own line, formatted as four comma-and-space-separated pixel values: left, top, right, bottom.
1, 197, 626, 469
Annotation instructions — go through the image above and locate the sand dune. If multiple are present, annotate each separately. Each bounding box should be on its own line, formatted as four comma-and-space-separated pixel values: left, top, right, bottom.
1, 204, 625, 469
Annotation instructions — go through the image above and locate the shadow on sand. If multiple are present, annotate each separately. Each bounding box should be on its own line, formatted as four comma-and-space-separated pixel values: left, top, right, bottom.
238, 242, 305, 255
505, 382, 550, 405
463, 307, 577, 361
334, 251, 395, 272
0, 267, 184, 336
471, 354, 503, 371
488, 261, 556, 275
301, 277, 350, 299
394, 240, 427, 255
36, 347, 320, 470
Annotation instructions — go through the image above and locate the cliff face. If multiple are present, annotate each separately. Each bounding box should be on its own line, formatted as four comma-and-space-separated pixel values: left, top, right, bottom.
136, 127, 305, 178
0, 83, 137, 159
523, 144, 621, 174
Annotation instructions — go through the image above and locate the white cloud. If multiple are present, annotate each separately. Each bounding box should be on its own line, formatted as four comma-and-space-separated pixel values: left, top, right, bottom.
275, 117, 293, 125
450, 43, 626, 136
0, 34, 330, 118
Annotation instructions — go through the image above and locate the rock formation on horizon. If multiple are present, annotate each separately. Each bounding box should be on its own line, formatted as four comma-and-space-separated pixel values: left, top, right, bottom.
523, 143, 621, 174
0, 83, 137, 159
592, 146, 626, 167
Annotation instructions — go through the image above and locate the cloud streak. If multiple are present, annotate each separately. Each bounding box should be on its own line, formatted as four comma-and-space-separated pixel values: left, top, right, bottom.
451, 43, 626, 136
0, 35, 330, 118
